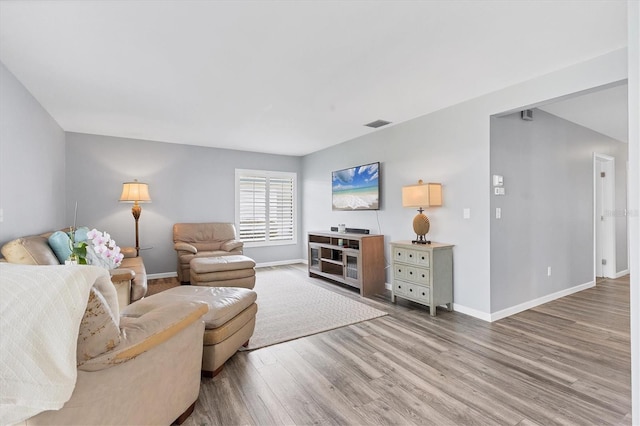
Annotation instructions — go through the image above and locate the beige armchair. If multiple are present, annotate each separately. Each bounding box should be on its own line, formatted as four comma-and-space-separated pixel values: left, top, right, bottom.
173, 222, 244, 283
2, 264, 208, 425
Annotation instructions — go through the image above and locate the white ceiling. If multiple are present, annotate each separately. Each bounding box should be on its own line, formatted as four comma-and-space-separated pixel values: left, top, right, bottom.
539, 83, 628, 143
0, 1, 628, 156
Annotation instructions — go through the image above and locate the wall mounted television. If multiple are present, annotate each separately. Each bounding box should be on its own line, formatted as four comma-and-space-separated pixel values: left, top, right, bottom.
332, 162, 380, 211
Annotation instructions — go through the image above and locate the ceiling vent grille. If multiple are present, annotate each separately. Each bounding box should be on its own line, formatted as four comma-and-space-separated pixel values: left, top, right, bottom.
365, 119, 391, 128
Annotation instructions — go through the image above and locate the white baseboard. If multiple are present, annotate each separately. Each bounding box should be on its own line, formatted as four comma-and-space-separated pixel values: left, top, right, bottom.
147, 272, 178, 280
488, 280, 596, 322
255, 259, 305, 268
615, 269, 630, 278
452, 304, 493, 322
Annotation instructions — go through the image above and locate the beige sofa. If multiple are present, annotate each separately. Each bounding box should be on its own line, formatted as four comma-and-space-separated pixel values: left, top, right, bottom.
173, 222, 244, 283
2, 263, 208, 425
1, 229, 147, 306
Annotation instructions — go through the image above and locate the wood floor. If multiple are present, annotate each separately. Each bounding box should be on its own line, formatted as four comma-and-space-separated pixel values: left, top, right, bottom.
150, 267, 631, 426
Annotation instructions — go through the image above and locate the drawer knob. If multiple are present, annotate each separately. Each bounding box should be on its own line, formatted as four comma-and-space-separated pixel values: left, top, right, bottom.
422, 292, 426, 296
421, 274, 425, 278
409, 271, 413, 275
409, 254, 413, 258
409, 288, 413, 292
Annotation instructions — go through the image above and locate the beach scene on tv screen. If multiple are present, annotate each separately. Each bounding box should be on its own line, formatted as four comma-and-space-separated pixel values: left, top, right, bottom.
332, 163, 379, 210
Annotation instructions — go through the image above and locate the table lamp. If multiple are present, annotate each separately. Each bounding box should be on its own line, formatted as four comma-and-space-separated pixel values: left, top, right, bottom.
402, 180, 442, 244
119, 179, 152, 256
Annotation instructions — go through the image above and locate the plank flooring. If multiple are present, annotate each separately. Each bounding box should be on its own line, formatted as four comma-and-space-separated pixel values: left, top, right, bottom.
149, 267, 631, 425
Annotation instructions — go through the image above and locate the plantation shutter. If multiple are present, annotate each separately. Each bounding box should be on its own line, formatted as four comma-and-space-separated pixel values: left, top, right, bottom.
269, 177, 294, 241
236, 170, 296, 245
238, 175, 267, 242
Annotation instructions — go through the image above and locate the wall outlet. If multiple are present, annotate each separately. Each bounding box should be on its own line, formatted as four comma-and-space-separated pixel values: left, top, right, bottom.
495, 207, 501, 219
463, 208, 471, 219
547, 266, 552, 276
494, 187, 505, 195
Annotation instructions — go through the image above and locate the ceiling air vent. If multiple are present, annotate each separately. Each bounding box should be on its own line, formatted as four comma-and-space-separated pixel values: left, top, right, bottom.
364, 119, 391, 128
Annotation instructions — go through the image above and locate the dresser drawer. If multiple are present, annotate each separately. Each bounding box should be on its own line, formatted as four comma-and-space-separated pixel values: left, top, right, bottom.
395, 282, 430, 303
393, 246, 431, 265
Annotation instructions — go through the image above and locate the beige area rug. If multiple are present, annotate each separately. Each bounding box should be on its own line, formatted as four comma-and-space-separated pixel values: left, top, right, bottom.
244, 268, 387, 350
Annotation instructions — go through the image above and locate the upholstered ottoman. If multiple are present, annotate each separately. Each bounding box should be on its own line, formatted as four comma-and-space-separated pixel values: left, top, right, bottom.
190, 255, 256, 289
123, 285, 257, 377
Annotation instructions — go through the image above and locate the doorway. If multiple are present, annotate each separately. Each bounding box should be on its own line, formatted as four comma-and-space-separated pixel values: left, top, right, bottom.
594, 153, 616, 279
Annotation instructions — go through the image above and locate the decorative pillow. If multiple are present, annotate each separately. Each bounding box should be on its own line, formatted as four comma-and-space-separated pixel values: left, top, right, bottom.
71, 226, 90, 243
76, 287, 121, 366
47, 231, 72, 264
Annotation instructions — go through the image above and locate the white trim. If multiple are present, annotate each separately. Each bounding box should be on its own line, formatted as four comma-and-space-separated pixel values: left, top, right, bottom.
489, 280, 595, 322
255, 259, 305, 268
452, 303, 493, 322
593, 153, 617, 279
615, 269, 630, 279
147, 272, 178, 280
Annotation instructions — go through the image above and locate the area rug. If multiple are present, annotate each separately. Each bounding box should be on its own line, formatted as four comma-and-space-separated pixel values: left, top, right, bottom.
244, 268, 387, 350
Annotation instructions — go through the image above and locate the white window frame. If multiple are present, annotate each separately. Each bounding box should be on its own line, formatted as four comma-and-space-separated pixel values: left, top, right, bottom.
235, 169, 297, 247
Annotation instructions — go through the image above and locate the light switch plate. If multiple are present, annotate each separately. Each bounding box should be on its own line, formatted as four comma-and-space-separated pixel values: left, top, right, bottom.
496, 207, 502, 219
494, 187, 505, 195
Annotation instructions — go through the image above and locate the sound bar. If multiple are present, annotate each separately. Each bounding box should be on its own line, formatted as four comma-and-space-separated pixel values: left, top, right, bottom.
330, 227, 370, 234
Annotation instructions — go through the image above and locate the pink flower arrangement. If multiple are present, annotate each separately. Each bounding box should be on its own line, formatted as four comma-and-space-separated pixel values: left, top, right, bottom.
86, 229, 124, 268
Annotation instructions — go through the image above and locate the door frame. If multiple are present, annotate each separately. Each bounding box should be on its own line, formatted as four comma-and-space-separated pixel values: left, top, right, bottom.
593, 153, 616, 279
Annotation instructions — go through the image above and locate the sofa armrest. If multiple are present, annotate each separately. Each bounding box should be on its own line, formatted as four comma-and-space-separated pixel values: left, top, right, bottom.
174, 242, 197, 254
109, 268, 134, 308
110, 268, 135, 282
121, 247, 137, 259
221, 239, 243, 252
79, 301, 208, 371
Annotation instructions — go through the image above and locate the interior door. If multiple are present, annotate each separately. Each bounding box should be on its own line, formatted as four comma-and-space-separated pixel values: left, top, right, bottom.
594, 154, 616, 279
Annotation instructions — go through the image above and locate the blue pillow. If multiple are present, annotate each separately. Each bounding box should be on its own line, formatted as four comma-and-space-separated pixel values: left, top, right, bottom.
73, 226, 90, 243
48, 231, 72, 264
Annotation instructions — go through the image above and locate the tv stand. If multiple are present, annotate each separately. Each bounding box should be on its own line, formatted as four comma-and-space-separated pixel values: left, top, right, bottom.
307, 231, 385, 297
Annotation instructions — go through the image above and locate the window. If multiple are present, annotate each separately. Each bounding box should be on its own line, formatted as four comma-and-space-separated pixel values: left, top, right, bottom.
235, 169, 297, 246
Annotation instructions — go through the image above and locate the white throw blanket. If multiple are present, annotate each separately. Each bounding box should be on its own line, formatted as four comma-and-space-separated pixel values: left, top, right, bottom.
0, 263, 112, 425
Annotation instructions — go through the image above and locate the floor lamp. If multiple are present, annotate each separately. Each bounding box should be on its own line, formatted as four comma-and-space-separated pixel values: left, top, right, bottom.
119, 179, 152, 257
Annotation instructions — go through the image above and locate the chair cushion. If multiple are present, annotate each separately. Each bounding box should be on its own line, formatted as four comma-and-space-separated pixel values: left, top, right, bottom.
190, 255, 256, 274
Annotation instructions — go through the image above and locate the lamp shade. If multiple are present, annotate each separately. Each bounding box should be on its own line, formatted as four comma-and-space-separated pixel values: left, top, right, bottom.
119, 180, 151, 203
402, 181, 442, 208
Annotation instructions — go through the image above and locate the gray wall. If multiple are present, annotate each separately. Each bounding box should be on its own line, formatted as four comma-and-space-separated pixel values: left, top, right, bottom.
490, 109, 628, 312
302, 102, 491, 314
0, 62, 66, 244
303, 48, 627, 318
65, 133, 302, 274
